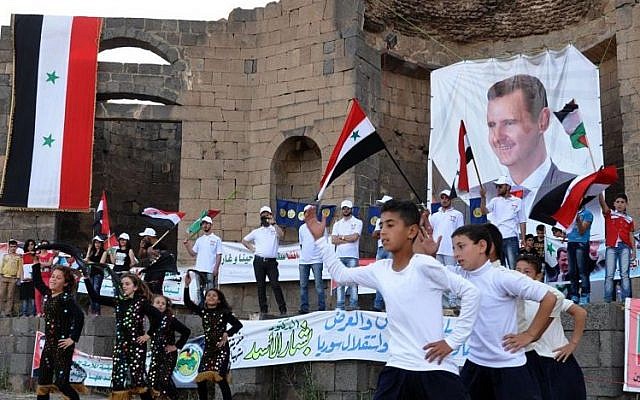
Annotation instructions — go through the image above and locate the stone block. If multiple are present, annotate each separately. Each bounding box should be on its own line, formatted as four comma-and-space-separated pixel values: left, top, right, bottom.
9, 374, 33, 392
583, 367, 624, 397
599, 330, 625, 367
10, 353, 32, 374
13, 335, 34, 354
82, 315, 117, 335
311, 362, 335, 391
11, 316, 39, 335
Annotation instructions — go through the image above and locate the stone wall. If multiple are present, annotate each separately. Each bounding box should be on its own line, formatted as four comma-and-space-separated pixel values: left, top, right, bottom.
0, 303, 630, 399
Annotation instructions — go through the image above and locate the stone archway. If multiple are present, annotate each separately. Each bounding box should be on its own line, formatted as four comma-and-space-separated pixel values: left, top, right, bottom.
271, 136, 322, 243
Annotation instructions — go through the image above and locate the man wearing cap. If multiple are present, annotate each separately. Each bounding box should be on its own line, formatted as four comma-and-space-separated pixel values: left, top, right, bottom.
242, 206, 288, 316
480, 177, 526, 269
298, 205, 326, 314
372, 195, 393, 312
429, 190, 464, 266
331, 200, 363, 310
183, 216, 223, 292
0, 240, 22, 317
138, 227, 167, 261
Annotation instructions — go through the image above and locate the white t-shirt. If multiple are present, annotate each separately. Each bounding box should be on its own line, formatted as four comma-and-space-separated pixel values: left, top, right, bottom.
243, 226, 279, 258
298, 223, 322, 264
521, 298, 573, 358
331, 216, 363, 259
192, 232, 223, 273
319, 239, 480, 374
429, 206, 464, 257
450, 262, 549, 368
486, 195, 526, 239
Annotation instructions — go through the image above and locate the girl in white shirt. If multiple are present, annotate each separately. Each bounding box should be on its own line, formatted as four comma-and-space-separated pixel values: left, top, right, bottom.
515, 255, 587, 400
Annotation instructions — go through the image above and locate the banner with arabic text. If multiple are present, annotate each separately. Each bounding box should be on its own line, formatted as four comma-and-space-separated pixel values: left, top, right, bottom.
32, 311, 470, 387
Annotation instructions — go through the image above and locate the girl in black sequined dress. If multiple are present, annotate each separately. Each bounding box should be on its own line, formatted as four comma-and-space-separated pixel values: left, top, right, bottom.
183, 273, 242, 400
84, 271, 162, 400
148, 295, 191, 400
33, 263, 85, 400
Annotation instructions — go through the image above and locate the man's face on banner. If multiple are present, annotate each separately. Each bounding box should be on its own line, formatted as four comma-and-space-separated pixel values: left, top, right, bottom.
487, 89, 547, 181
557, 250, 569, 273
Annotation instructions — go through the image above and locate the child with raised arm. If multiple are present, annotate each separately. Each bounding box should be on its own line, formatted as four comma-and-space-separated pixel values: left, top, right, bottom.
148, 295, 191, 400
420, 224, 558, 400
33, 263, 84, 400
304, 200, 480, 400
183, 273, 243, 400
515, 255, 587, 400
83, 271, 162, 400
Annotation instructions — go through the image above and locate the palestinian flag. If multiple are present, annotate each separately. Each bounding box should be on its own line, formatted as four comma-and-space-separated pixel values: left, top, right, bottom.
457, 120, 474, 192
0, 15, 102, 210
142, 208, 186, 226
530, 165, 617, 228
93, 191, 117, 249
554, 99, 588, 149
316, 99, 385, 201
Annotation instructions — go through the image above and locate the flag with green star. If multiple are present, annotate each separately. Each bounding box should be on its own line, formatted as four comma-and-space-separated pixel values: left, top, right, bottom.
316, 99, 386, 201
0, 15, 102, 210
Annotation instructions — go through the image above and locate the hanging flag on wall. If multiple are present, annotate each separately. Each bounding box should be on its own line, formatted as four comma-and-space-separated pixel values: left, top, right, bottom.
0, 15, 102, 210
316, 99, 386, 201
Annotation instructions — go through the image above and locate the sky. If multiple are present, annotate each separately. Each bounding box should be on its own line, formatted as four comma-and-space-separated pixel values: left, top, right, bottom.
1, 0, 271, 27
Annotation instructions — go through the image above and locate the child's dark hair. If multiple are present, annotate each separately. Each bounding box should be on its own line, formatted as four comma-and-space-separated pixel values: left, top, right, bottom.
23, 239, 36, 252
204, 288, 232, 312
380, 199, 420, 227
152, 294, 174, 317
536, 224, 545, 232
481, 223, 503, 260
120, 273, 152, 300
525, 234, 534, 241
516, 254, 542, 274
615, 193, 628, 202
52, 265, 79, 293
451, 225, 492, 256
8, 239, 17, 246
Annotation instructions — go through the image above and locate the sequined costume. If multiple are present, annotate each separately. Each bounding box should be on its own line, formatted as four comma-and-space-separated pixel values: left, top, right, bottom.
183, 288, 242, 382
33, 264, 85, 400
148, 314, 190, 399
84, 275, 161, 400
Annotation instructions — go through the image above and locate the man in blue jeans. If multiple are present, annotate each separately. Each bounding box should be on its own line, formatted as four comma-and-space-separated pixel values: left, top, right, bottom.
567, 204, 593, 304
331, 200, 363, 310
298, 205, 326, 313
480, 176, 526, 269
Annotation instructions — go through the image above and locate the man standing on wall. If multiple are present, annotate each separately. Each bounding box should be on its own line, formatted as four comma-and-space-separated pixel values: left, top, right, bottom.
242, 206, 287, 317
480, 176, 526, 269
429, 190, 464, 266
298, 205, 326, 314
331, 200, 363, 311
183, 216, 223, 294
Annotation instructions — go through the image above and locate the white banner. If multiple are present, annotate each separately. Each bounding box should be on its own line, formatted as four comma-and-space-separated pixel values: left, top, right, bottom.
32, 311, 470, 387
429, 45, 604, 237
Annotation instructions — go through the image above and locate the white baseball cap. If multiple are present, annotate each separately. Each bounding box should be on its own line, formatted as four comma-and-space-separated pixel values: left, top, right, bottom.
340, 200, 353, 209
138, 228, 157, 237
118, 233, 130, 240
439, 190, 451, 198
201, 216, 213, 224
259, 206, 272, 214
376, 195, 393, 204
494, 176, 511, 186
92, 235, 104, 242
303, 204, 313, 212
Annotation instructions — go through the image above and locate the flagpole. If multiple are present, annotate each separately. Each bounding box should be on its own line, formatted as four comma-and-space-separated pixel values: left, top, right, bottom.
470, 155, 484, 189
383, 145, 424, 204
151, 227, 175, 249
583, 136, 598, 172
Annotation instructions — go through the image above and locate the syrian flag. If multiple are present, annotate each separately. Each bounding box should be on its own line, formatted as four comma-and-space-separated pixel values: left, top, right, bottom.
530, 165, 617, 228
457, 120, 474, 192
554, 99, 589, 149
142, 208, 186, 226
0, 15, 102, 210
93, 191, 117, 249
316, 99, 385, 201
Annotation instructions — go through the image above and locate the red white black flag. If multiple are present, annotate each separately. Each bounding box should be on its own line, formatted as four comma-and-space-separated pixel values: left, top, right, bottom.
142, 208, 186, 225
316, 99, 385, 201
0, 15, 102, 210
457, 120, 474, 192
93, 191, 117, 249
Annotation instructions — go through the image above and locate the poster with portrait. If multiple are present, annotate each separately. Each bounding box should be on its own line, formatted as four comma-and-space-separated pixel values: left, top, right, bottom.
429, 45, 604, 238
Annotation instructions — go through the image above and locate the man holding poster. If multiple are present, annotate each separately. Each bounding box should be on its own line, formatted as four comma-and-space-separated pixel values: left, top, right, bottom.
486, 74, 576, 216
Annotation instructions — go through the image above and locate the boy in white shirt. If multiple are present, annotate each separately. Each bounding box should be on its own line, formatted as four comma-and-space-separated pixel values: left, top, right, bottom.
416, 222, 557, 400
304, 200, 480, 399
515, 255, 587, 400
